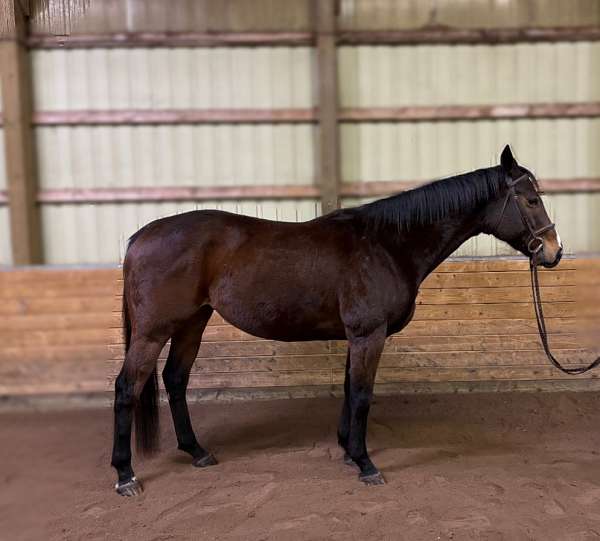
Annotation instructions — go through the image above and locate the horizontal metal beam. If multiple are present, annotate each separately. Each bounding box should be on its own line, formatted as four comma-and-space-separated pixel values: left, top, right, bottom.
36, 185, 321, 204
26, 31, 315, 49
538, 178, 600, 193
1, 178, 592, 206
32, 108, 317, 126
12, 102, 599, 128
25, 26, 600, 49
339, 102, 600, 122
341, 178, 600, 197
337, 26, 600, 46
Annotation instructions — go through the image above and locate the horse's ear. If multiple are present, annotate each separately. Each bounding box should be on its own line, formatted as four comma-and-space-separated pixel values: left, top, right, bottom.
500, 144, 517, 172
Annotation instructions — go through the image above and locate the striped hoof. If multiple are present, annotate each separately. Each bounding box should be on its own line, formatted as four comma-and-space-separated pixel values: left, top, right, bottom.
115, 477, 143, 497
192, 453, 218, 468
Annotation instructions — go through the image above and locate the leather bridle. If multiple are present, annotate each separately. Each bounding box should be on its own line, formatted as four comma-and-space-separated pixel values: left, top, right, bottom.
493, 173, 556, 257
495, 173, 600, 375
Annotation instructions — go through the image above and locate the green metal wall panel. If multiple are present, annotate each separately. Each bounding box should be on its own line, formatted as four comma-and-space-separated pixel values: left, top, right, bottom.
339, 43, 600, 107
32, 47, 315, 110
35, 124, 316, 189
40, 199, 321, 264
341, 119, 600, 182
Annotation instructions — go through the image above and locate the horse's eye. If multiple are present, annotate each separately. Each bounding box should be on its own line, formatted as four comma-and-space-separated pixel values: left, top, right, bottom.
527, 197, 540, 207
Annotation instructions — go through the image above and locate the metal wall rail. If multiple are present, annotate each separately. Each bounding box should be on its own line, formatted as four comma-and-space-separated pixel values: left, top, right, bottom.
25, 26, 600, 49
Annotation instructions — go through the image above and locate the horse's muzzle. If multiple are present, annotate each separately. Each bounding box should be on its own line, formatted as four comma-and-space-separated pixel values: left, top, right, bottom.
541, 246, 563, 269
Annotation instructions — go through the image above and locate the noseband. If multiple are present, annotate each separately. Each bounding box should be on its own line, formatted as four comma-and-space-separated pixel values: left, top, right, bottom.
493, 173, 556, 256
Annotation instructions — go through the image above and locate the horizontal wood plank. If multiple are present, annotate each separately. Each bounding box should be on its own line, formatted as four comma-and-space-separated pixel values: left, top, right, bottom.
340, 103, 600, 122
24, 103, 600, 129
0, 328, 112, 348
25, 26, 600, 50
421, 270, 575, 289
2, 313, 113, 331
115, 350, 591, 374
1, 345, 113, 363
0, 296, 116, 316
342, 179, 600, 197
416, 286, 572, 304
27, 31, 315, 48
337, 26, 600, 45
37, 185, 320, 204
30, 181, 600, 205
33, 108, 318, 126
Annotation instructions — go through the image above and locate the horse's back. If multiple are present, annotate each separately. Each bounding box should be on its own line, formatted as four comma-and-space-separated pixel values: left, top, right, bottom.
122, 209, 360, 340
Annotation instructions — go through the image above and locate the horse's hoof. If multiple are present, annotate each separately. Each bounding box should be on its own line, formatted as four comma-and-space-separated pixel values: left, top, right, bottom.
192, 453, 218, 468
115, 477, 143, 497
359, 471, 386, 486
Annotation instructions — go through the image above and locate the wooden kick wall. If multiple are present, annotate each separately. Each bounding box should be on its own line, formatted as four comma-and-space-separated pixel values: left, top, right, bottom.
1, 258, 598, 399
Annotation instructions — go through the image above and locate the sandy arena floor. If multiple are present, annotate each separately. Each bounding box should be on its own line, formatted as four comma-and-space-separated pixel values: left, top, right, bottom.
2, 392, 600, 540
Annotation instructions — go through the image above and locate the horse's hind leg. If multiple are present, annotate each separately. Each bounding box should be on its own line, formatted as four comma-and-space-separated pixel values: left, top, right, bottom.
111, 333, 167, 496
162, 305, 217, 467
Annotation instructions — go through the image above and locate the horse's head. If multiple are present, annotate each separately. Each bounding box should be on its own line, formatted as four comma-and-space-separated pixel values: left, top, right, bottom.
487, 145, 563, 268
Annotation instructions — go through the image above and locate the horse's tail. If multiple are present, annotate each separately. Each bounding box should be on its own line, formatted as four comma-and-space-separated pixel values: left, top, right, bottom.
135, 365, 160, 456
122, 234, 160, 456
122, 285, 132, 354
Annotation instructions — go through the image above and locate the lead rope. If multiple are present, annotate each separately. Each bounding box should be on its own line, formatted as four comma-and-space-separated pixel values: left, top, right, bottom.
530, 260, 600, 375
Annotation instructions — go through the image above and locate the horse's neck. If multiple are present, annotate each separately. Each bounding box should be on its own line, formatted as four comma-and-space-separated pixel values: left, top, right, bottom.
379, 210, 484, 284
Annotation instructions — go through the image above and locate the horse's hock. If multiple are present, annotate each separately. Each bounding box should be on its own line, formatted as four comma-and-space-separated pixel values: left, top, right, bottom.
0, 258, 599, 400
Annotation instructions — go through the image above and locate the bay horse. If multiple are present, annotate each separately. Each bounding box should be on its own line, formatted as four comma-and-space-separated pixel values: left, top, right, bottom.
112, 145, 563, 496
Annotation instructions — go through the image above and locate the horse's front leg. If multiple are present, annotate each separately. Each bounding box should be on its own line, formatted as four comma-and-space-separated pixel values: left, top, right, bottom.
337, 350, 351, 454
344, 323, 387, 485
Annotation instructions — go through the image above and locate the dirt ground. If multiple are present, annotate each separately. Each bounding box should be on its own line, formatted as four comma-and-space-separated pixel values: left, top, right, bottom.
2, 392, 600, 541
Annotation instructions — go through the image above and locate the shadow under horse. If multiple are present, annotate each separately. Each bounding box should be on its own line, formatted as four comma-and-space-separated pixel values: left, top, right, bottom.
111, 145, 563, 496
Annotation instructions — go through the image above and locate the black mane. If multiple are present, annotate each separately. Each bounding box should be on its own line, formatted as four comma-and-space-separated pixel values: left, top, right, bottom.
357, 166, 505, 232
